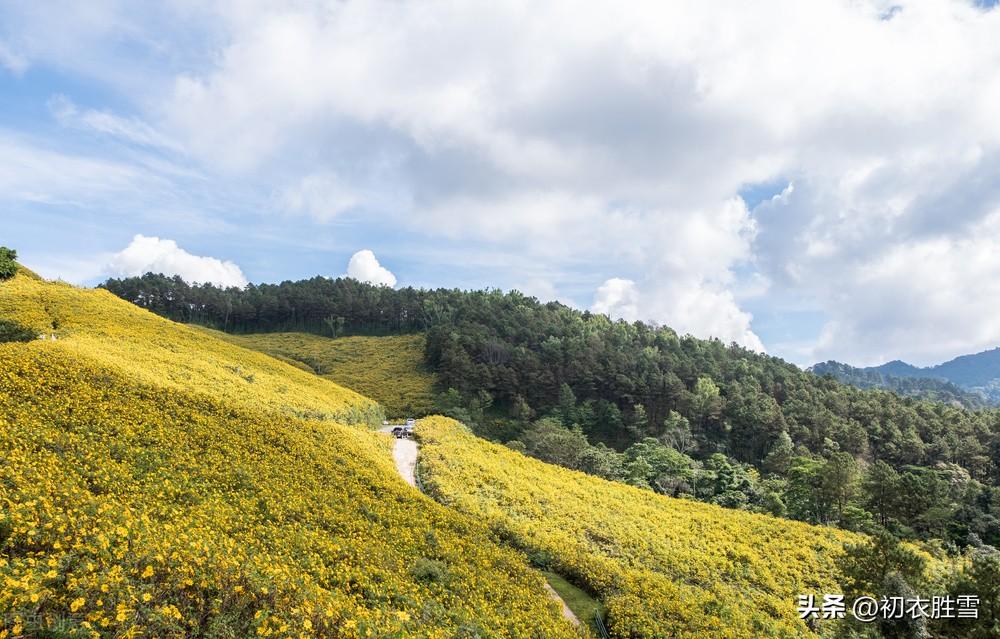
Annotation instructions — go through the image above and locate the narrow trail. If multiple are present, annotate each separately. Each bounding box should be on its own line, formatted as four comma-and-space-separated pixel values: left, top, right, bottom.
376, 423, 581, 629
544, 581, 582, 625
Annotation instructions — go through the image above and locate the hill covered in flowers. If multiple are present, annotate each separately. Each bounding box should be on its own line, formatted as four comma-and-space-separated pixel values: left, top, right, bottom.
204, 331, 436, 419
0, 271, 579, 638
417, 415, 862, 639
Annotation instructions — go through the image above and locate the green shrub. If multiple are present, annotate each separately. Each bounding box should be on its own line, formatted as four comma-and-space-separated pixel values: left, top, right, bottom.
409, 558, 450, 583
0, 319, 35, 343
0, 246, 17, 280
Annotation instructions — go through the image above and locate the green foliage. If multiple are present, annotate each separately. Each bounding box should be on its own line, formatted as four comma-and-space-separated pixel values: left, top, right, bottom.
839, 530, 928, 598
519, 418, 592, 469
963, 548, 1000, 636
409, 558, 450, 584
0, 246, 17, 280
0, 319, 35, 343
763, 431, 795, 475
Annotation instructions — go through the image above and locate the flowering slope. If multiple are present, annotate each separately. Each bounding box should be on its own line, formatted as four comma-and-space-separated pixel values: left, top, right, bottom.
208, 331, 437, 419
0, 274, 382, 426
0, 273, 578, 638
418, 416, 863, 639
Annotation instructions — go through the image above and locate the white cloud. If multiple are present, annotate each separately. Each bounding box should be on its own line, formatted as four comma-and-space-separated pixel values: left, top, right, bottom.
592, 277, 765, 352
48, 95, 180, 151
592, 278, 640, 321
8, 1, 1000, 364
806, 214, 1000, 366
653, 283, 765, 353
346, 249, 396, 287
106, 234, 247, 287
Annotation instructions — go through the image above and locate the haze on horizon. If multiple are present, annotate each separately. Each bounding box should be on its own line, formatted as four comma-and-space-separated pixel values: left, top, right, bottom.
3, 0, 1000, 368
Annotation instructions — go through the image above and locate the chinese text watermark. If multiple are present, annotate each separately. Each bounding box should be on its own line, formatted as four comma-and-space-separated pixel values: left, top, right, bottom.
797, 594, 979, 622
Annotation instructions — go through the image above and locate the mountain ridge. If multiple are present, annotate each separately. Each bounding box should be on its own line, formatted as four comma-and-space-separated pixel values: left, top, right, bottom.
812, 346, 1000, 405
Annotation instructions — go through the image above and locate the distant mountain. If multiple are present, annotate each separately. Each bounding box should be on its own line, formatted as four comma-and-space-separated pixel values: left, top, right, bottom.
929, 347, 1000, 388
873, 359, 925, 378
808, 361, 989, 409
811, 347, 1000, 407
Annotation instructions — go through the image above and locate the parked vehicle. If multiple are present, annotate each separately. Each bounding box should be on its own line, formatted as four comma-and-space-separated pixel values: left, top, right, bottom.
392, 424, 414, 439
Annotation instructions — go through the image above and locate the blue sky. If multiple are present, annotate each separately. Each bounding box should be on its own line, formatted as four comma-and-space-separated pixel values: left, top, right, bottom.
3, 1, 1000, 368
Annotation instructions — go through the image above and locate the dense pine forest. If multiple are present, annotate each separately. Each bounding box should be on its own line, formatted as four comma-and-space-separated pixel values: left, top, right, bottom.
103, 273, 1000, 552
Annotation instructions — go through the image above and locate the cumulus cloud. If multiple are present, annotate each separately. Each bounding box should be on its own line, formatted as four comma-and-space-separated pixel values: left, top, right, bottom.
806, 215, 1000, 366
592, 277, 764, 352
592, 278, 640, 321
346, 249, 396, 287
656, 283, 765, 353
106, 235, 247, 287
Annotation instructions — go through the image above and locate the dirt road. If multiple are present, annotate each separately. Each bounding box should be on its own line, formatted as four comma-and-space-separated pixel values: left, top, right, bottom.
377, 423, 579, 628
392, 436, 418, 487
378, 425, 418, 487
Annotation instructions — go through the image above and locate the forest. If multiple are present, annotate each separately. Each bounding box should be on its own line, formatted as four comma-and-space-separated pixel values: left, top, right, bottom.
102, 273, 1000, 553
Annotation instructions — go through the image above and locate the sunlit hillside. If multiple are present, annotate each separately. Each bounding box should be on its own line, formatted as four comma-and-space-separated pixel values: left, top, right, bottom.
205, 331, 437, 419
0, 274, 382, 426
418, 416, 864, 639
0, 272, 578, 638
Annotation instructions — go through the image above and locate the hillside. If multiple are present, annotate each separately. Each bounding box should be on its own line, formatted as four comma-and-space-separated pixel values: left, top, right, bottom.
103, 273, 1000, 550
204, 331, 436, 419
0, 271, 579, 638
417, 416, 861, 639
1, 274, 383, 426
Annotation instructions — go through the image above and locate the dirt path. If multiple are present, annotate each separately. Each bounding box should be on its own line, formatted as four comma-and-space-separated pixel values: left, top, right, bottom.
377, 423, 579, 628
543, 582, 581, 625
377, 425, 418, 487
392, 437, 418, 487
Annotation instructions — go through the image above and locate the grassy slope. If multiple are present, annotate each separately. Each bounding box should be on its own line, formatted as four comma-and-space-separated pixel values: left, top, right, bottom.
204, 331, 437, 419
0, 272, 578, 639
417, 416, 865, 639
544, 571, 604, 635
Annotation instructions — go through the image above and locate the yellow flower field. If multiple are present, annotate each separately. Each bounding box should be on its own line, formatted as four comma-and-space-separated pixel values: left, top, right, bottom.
417, 416, 864, 639
206, 331, 437, 419
0, 274, 382, 426
0, 273, 579, 638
